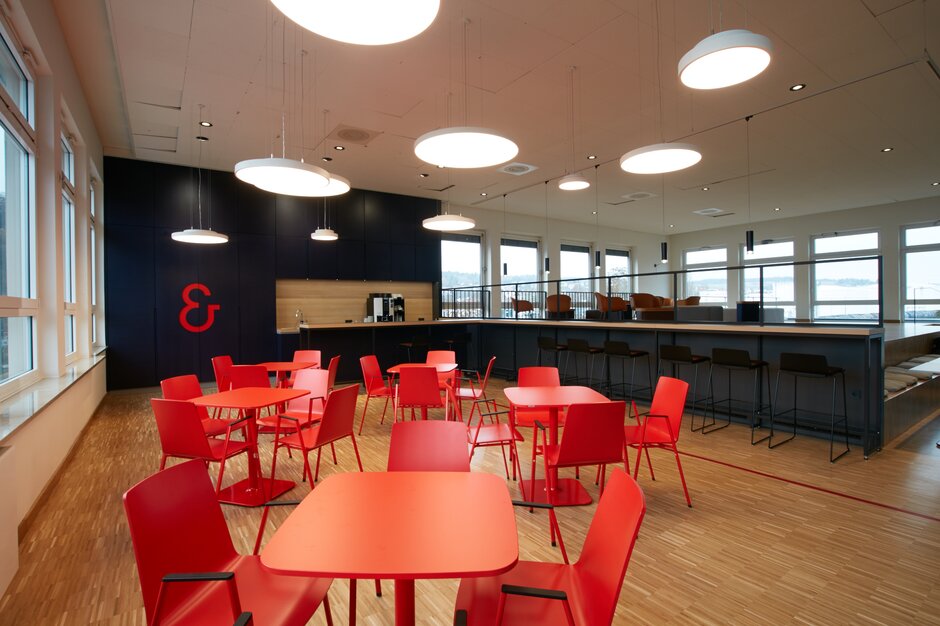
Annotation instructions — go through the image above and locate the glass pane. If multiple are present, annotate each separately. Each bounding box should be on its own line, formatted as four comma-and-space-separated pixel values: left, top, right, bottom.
63, 194, 76, 303
904, 304, 940, 321
743, 265, 794, 303
814, 258, 879, 301
500, 242, 538, 285
0, 316, 33, 382
64, 314, 75, 354
89, 183, 95, 217
441, 239, 481, 288
813, 304, 880, 320
91, 312, 97, 345
905, 250, 940, 301
0, 125, 30, 298
0, 36, 28, 120
61, 137, 74, 185
685, 268, 727, 303
686, 248, 726, 265
606, 251, 631, 294
746, 241, 793, 260
560, 248, 591, 291
814, 232, 878, 254
90, 224, 96, 306
905, 225, 940, 247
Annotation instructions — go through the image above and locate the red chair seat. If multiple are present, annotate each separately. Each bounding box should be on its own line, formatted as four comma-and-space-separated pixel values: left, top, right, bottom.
456, 560, 580, 625
201, 417, 242, 437
156, 554, 332, 626
472, 422, 523, 447
206, 437, 250, 461
257, 409, 323, 430
513, 408, 566, 429
277, 423, 323, 450
623, 420, 674, 445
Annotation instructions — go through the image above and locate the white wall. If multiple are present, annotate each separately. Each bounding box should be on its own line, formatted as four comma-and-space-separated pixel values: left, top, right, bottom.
667, 197, 939, 321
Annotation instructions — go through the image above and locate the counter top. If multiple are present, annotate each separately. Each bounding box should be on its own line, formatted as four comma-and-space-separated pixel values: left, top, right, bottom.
299, 319, 470, 330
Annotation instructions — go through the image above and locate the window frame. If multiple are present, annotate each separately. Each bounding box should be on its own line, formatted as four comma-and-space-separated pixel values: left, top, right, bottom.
810, 230, 881, 321
499, 235, 541, 284
740, 240, 796, 319
682, 246, 729, 306
900, 222, 940, 321
603, 247, 632, 295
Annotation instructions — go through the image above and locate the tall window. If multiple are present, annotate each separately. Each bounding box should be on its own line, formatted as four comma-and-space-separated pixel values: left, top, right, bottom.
742, 241, 795, 319
902, 224, 940, 321
684, 247, 728, 304
500, 238, 539, 285
61, 134, 76, 355
604, 249, 631, 294
811, 231, 880, 320
90, 180, 98, 346
0, 30, 35, 391
441, 233, 484, 317
560, 243, 592, 291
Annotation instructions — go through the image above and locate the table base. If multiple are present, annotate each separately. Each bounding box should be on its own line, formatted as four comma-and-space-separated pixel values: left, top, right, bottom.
217, 477, 295, 507
395, 579, 415, 626
520, 477, 592, 506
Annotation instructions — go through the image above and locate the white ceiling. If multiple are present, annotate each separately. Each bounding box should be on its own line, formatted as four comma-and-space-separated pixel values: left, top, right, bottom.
54, 0, 940, 234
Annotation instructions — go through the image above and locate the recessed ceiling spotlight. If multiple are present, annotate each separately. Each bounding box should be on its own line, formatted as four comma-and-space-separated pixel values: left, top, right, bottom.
881, 147, 893, 152
669, 224, 675, 228
587, 154, 597, 160
592, 211, 597, 215
773, 207, 781, 211
195, 135, 209, 142
933, 181, 939, 186
321, 156, 333, 162
789, 83, 806, 91
419, 173, 429, 178
334, 145, 345, 151
480, 192, 487, 196
436, 164, 445, 169
199, 120, 213, 127
702, 186, 709, 191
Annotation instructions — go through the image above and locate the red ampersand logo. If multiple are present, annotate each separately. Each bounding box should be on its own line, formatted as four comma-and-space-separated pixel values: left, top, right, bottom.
179, 283, 220, 333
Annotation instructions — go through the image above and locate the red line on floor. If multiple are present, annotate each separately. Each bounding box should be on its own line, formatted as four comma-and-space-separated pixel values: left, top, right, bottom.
678, 450, 940, 523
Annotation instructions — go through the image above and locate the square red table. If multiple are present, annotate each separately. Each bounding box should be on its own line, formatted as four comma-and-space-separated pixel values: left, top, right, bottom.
192, 387, 308, 506
258, 360, 318, 387
261, 471, 518, 626
503, 385, 610, 506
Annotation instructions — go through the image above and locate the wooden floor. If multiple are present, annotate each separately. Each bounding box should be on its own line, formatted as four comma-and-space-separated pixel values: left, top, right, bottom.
2, 378, 940, 625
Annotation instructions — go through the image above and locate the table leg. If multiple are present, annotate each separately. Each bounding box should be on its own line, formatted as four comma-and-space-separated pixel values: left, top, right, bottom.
394, 579, 415, 626
518, 406, 592, 506
216, 407, 296, 507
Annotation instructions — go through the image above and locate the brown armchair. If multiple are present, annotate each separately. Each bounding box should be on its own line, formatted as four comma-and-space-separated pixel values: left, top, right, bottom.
629, 293, 672, 309
510, 297, 534, 318
676, 296, 701, 306
546, 294, 575, 319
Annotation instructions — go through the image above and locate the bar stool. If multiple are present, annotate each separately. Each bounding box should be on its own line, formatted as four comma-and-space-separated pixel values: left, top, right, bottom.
603, 340, 652, 401
769, 352, 850, 463
705, 348, 772, 441
399, 334, 428, 362
658, 344, 711, 432
443, 332, 472, 365
537, 335, 570, 382
565, 338, 604, 388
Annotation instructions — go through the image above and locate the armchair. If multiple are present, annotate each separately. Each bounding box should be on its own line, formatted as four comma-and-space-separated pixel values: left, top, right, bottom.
546, 294, 575, 319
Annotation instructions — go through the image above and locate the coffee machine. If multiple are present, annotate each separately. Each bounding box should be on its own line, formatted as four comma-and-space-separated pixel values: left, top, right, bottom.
368, 293, 405, 322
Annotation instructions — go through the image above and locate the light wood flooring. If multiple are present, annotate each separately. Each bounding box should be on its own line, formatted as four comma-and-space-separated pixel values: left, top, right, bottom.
1, 378, 939, 625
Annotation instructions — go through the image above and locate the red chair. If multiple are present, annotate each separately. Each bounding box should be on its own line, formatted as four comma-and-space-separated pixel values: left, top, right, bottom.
468, 399, 524, 481
325, 355, 340, 391
454, 469, 645, 626
624, 376, 693, 507
160, 374, 245, 438
211, 355, 234, 393
426, 349, 457, 389
257, 368, 329, 432
271, 384, 363, 487
124, 460, 333, 626
357, 355, 393, 434
285, 350, 321, 387
387, 420, 471, 472
395, 366, 449, 422
150, 398, 251, 496
514, 366, 566, 497
536, 401, 626, 563
454, 356, 497, 423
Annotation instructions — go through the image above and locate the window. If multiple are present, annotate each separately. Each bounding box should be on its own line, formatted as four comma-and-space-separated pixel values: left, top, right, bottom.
902, 224, 940, 321
441, 233, 484, 317
560, 243, 592, 290
61, 136, 74, 187
500, 238, 539, 285
90, 180, 98, 346
811, 231, 880, 320
684, 247, 728, 304
61, 134, 76, 355
0, 124, 30, 299
742, 241, 795, 319
604, 249, 631, 294
0, 30, 31, 127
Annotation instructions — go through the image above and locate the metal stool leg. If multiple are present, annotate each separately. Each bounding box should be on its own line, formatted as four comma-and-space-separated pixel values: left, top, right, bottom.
769, 371, 796, 449
829, 372, 850, 463
702, 363, 730, 434
751, 366, 771, 445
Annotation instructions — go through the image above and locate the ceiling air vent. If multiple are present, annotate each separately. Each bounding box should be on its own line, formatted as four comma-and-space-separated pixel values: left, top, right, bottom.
497, 162, 538, 176
606, 191, 656, 206
693, 207, 735, 217
327, 124, 382, 146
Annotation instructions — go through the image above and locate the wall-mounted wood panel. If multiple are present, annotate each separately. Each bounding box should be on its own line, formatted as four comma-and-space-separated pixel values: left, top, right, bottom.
276, 280, 433, 327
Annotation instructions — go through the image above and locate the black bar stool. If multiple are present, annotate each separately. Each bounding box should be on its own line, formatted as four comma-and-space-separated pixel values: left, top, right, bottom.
705, 348, 772, 441
443, 332, 472, 365
565, 338, 604, 388
603, 340, 652, 402
769, 352, 850, 463
537, 335, 570, 381
399, 334, 428, 362
658, 344, 711, 432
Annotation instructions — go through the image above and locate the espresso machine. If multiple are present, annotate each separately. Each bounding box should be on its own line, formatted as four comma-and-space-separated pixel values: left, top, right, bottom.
368, 293, 405, 322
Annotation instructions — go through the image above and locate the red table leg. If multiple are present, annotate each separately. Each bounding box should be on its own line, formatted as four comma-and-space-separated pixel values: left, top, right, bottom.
394, 579, 416, 626
519, 406, 593, 506
216, 408, 295, 507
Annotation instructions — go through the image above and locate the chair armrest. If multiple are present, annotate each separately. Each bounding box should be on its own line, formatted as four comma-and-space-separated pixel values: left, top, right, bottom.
500, 585, 576, 626
261, 499, 302, 507
512, 500, 554, 510
228, 415, 253, 428
233, 613, 253, 626
253, 500, 302, 555
454, 609, 468, 626
163, 571, 235, 583
534, 420, 547, 431
155, 572, 242, 624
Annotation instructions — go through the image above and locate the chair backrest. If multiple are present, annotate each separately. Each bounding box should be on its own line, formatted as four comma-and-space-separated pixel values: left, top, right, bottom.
659, 344, 692, 363
518, 366, 560, 387
211, 355, 234, 392
567, 338, 590, 353
150, 398, 213, 461
397, 366, 445, 408
360, 355, 387, 393
124, 460, 239, 624
426, 350, 456, 365
478, 356, 496, 391
677, 296, 701, 306
536, 336, 558, 351
325, 355, 340, 390
228, 364, 271, 389
387, 421, 471, 472
594, 292, 610, 312
629, 293, 657, 309
712, 347, 752, 368
314, 384, 360, 445
648, 376, 689, 442
285, 368, 330, 413
511, 297, 533, 313
160, 374, 211, 420
546, 294, 572, 312
555, 401, 626, 467
573, 469, 647, 625
780, 352, 830, 375
603, 340, 632, 356
292, 349, 321, 367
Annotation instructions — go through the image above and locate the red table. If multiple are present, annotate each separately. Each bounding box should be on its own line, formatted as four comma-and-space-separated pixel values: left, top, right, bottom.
261, 471, 518, 626
192, 387, 309, 506
258, 361, 318, 387
386, 362, 458, 375
503, 385, 610, 506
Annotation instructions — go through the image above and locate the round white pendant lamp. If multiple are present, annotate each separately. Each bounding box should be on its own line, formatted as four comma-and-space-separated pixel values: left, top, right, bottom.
619, 143, 702, 174
414, 127, 518, 169
271, 0, 440, 46
309, 173, 351, 197
234, 157, 331, 196
311, 228, 339, 241
678, 29, 772, 90
171, 228, 229, 244
558, 173, 590, 191
422, 213, 476, 231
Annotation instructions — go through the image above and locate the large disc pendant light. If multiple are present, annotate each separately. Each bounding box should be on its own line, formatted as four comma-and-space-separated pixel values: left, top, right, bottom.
620, 143, 702, 174
422, 212, 475, 231
234, 157, 330, 196
173, 128, 228, 245
678, 29, 772, 90
271, 0, 440, 46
